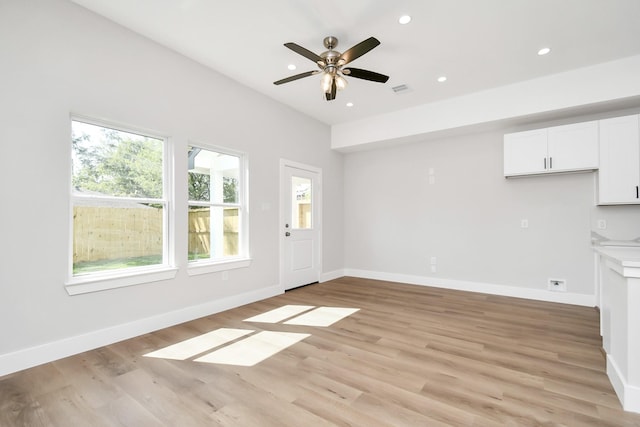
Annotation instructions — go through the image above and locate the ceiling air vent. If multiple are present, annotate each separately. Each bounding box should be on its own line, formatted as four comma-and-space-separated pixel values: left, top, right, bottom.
391, 84, 410, 94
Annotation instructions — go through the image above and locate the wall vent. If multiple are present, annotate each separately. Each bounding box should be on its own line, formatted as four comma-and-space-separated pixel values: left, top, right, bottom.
391, 84, 410, 94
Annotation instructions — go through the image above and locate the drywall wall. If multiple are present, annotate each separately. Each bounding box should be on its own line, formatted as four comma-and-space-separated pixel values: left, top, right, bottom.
592, 204, 640, 242
343, 111, 640, 303
332, 55, 640, 151
0, 0, 342, 373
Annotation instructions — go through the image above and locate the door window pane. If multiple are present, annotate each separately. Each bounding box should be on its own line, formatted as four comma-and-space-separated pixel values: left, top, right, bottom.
291, 176, 312, 229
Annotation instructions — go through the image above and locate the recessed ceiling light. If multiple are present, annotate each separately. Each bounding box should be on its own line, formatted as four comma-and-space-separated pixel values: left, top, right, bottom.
346, 102, 354, 107
398, 15, 411, 25
288, 64, 297, 70
437, 76, 447, 83
537, 47, 551, 56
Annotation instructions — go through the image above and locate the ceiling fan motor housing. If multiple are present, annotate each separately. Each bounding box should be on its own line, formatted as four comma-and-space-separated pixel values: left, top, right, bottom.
323, 36, 338, 50
320, 39, 341, 71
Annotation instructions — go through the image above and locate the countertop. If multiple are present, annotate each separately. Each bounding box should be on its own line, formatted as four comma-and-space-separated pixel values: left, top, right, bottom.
594, 246, 640, 269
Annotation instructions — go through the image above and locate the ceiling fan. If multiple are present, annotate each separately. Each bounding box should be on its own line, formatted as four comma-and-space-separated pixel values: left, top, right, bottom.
273, 36, 389, 101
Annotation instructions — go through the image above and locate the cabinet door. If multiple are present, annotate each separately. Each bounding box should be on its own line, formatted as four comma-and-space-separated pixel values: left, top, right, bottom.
598, 115, 640, 204
548, 121, 598, 172
503, 129, 548, 176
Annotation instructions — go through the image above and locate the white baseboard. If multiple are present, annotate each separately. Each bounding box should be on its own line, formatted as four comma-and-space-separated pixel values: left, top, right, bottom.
0, 285, 282, 378
320, 269, 345, 283
343, 269, 596, 307
607, 355, 640, 413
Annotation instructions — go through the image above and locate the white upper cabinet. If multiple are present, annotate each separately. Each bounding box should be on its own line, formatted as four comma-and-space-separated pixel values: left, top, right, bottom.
598, 114, 640, 205
504, 129, 548, 175
504, 121, 599, 177
547, 121, 599, 171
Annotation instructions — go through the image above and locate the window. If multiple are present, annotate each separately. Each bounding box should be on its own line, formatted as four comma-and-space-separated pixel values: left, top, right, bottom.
68, 118, 174, 293
291, 175, 312, 229
188, 145, 248, 272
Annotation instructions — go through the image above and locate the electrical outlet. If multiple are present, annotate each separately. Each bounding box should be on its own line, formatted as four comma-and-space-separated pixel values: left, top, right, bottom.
430, 257, 437, 265
430, 265, 437, 273
548, 278, 566, 292
521, 219, 529, 228
222, 271, 229, 281
428, 168, 435, 185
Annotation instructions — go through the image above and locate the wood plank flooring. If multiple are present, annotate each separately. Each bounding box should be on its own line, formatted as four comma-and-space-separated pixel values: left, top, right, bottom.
2, 277, 640, 426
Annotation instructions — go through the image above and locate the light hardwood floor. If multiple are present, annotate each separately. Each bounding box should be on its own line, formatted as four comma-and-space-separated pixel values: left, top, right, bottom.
2, 277, 640, 426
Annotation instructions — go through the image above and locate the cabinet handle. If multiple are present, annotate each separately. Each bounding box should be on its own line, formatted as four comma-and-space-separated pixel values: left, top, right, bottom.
549, 157, 553, 169
637, 185, 639, 199
544, 158, 547, 169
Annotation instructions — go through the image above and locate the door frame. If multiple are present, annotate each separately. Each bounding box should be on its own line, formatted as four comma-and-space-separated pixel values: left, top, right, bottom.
279, 159, 322, 290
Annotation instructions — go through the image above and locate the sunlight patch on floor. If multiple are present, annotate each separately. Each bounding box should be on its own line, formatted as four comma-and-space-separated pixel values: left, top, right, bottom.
243, 304, 315, 323
143, 305, 360, 366
284, 307, 360, 327
194, 331, 310, 367
144, 328, 253, 360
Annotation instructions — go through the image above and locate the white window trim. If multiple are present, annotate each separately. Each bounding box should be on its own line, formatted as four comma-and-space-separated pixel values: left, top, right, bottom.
187, 258, 251, 276
186, 143, 250, 274
66, 115, 174, 295
65, 266, 178, 295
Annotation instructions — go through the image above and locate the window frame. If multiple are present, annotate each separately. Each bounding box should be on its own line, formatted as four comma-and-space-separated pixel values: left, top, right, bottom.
65, 115, 176, 295
187, 143, 251, 276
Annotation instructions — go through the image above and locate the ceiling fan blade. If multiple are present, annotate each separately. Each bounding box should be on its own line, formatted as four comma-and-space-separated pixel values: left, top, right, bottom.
284, 42, 323, 63
342, 67, 389, 83
273, 70, 317, 85
339, 37, 380, 65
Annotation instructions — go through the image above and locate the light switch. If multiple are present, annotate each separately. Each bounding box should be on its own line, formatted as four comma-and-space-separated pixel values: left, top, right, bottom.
521, 219, 529, 228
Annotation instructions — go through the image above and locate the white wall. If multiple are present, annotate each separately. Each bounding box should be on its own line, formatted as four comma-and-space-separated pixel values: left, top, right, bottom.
332, 55, 640, 151
592, 205, 640, 242
343, 113, 640, 304
0, 0, 342, 373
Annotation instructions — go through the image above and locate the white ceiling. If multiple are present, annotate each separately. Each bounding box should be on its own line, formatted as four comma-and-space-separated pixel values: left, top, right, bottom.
71, 0, 640, 126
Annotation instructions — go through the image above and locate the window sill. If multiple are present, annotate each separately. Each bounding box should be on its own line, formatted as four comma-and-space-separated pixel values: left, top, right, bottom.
187, 258, 252, 276
65, 266, 178, 295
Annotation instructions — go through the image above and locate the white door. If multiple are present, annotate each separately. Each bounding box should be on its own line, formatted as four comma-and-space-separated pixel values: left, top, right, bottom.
280, 161, 321, 290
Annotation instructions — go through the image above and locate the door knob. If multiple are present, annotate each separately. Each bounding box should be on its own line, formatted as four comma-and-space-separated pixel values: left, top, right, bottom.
285, 231, 291, 237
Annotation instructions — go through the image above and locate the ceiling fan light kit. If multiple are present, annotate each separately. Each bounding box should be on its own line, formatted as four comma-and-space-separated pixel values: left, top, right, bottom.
274, 36, 389, 101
